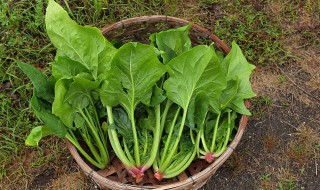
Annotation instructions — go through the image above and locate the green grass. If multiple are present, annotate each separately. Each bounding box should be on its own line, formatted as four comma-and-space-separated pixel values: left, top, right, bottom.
1, 0, 319, 188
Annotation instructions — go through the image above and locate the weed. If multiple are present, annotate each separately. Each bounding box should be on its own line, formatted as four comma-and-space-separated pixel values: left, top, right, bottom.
260, 173, 272, 181
251, 95, 272, 118
277, 179, 298, 190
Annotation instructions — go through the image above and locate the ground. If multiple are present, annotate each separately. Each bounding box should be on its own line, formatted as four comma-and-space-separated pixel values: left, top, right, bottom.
0, 0, 319, 190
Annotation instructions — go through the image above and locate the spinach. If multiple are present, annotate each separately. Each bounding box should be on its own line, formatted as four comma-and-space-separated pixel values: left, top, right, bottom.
20, 0, 255, 182
99, 42, 166, 182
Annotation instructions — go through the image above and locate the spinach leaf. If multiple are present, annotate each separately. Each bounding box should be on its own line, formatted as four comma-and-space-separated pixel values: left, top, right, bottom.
25, 126, 54, 146
52, 50, 89, 80
100, 42, 166, 110
164, 45, 226, 110
221, 41, 256, 100
17, 61, 54, 103
46, 0, 115, 79
150, 25, 192, 64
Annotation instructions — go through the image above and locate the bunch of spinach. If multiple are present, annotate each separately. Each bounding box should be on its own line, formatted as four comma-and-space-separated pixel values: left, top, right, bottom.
19, 0, 113, 169
20, 0, 255, 182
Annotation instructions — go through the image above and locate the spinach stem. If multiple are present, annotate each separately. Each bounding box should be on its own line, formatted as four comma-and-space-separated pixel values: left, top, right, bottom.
159, 108, 187, 172
210, 112, 221, 152
80, 108, 108, 163
160, 107, 180, 165
65, 132, 104, 169
142, 104, 161, 171
214, 111, 232, 157
107, 106, 135, 169
200, 126, 209, 152
190, 128, 195, 144
160, 100, 172, 133
164, 132, 200, 178
129, 106, 140, 167
123, 138, 135, 165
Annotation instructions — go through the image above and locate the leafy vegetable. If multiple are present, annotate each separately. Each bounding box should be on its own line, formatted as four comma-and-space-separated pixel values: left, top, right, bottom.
20, 0, 255, 183
100, 42, 166, 182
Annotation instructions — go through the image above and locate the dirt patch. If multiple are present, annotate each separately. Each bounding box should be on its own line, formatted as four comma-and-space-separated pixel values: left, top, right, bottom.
204, 95, 319, 190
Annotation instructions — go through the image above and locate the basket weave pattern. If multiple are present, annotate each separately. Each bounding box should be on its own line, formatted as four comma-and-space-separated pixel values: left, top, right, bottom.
66, 15, 250, 190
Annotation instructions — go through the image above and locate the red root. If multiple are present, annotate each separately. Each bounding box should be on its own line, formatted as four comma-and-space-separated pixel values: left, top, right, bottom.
204, 152, 215, 163
128, 167, 145, 184
154, 171, 163, 181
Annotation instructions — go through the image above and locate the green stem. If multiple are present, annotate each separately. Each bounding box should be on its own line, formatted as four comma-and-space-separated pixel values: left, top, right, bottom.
88, 97, 107, 149
160, 107, 180, 165
142, 105, 161, 171
123, 138, 135, 165
200, 126, 209, 152
190, 128, 195, 144
210, 112, 221, 152
142, 131, 148, 157
107, 106, 134, 169
65, 133, 104, 169
160, 100, 172, 133
129, 106, 140, 167
78, 125, 101, 162
214, 111, 232, 157
165, 151, 193, 174
80, 108, 108, 163
164, 129, 201, 178
159, 109, 187, 172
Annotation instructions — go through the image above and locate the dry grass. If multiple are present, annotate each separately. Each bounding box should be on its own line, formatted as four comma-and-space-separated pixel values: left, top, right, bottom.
287, 122, 320, 163
50, 172, 95, 190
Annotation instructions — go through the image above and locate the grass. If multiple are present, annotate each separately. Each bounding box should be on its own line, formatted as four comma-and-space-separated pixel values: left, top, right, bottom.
1, 0, 319, 189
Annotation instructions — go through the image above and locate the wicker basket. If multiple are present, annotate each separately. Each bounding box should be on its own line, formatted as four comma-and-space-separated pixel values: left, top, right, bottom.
66, 15, 250, 190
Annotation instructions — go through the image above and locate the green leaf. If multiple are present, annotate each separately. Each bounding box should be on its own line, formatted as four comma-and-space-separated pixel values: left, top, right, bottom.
193, 93, 210, 126
64, 73, 100, 108
99, 42, 166, 111
163, 45, 226, 111
46, 0, 115, 79
110, 107, 133, 144
229, 98, 251, 115
17, 61, 54, 103
52, 50, 89, 80
150, 85, 166, 106
221, 41, 256, 99
98, 45, 117, 76
220, 79, 239, 109
31, 94, 67, 138
150, 25, 192, 64
25, 126, 54, 146
52, 78, 75, 128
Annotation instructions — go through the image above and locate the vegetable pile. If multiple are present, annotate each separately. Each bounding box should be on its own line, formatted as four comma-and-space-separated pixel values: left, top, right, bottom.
20, 0, 255, 183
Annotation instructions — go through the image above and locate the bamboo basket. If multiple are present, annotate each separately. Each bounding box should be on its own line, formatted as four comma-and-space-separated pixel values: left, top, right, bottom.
66, 15, 250, 190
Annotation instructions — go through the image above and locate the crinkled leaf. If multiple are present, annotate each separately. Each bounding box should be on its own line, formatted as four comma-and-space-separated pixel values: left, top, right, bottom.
64, 73, 100, 108
99, 42, 166, 112
52, 50, 89, 80
150, 25, 192, 64
179, 132, 194, 151
109, 107, 133, 144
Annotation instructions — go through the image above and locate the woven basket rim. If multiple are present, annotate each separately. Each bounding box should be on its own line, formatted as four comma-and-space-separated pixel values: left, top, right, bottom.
66, 15, 250, 190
